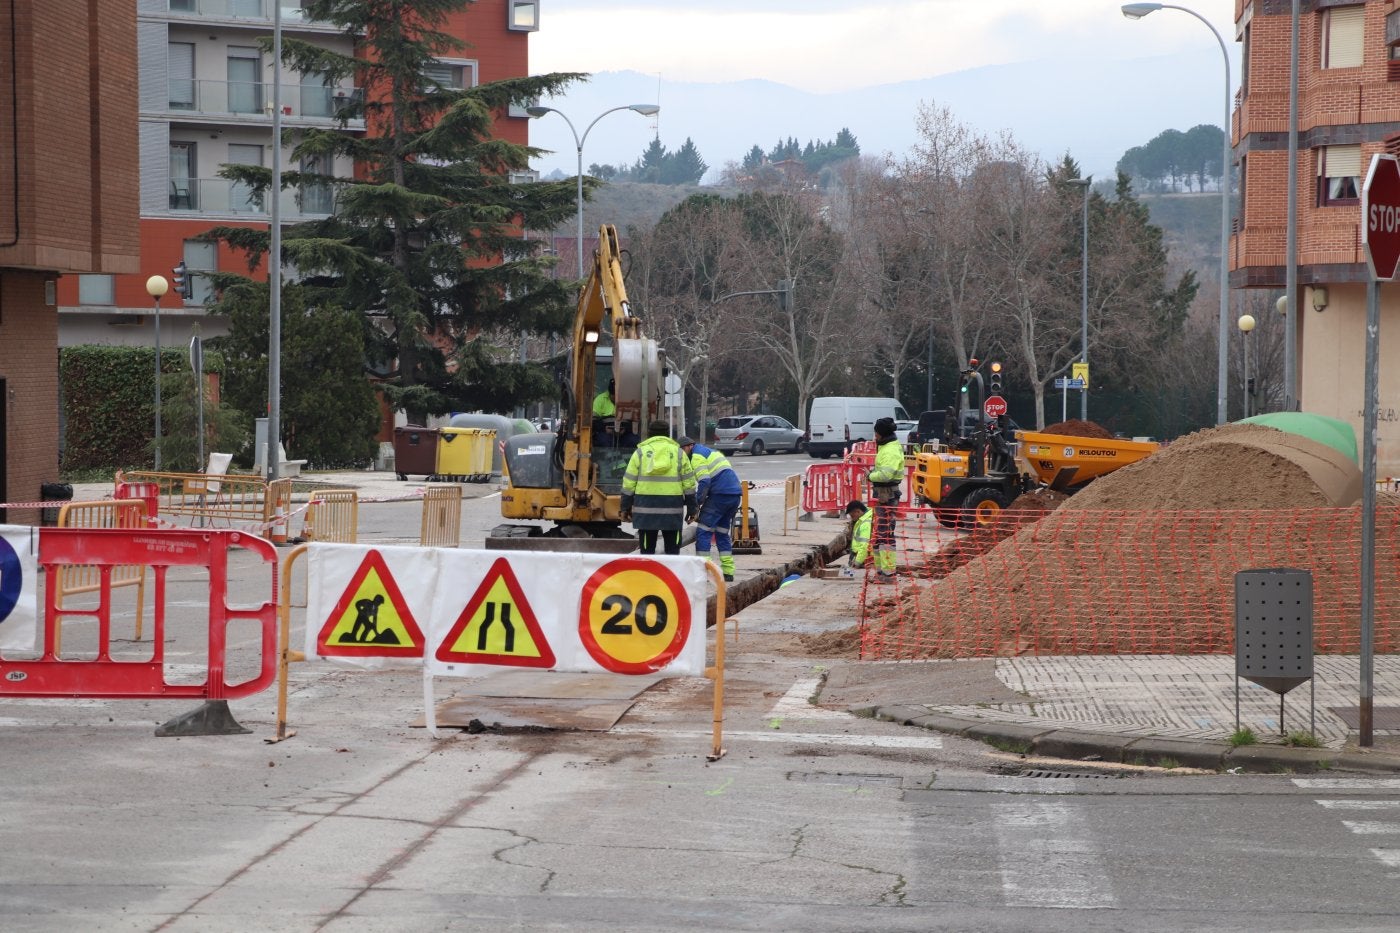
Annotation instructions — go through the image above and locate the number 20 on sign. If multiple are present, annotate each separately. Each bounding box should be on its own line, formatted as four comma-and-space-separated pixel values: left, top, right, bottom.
578, 558, 691, 674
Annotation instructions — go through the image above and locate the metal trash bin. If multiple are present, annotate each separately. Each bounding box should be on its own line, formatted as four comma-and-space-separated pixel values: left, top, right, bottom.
393, 426, 439, 481
436, 427, 495, 481
40, 482, 73, 526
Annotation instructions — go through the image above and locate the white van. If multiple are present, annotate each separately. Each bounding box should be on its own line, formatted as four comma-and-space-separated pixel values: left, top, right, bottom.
807, 397, 909, 458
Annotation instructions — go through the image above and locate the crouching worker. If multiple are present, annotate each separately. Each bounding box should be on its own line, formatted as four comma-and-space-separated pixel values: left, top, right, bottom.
844, 500, 875, 578
620, 421, 697, 555
679, 436, 742, 582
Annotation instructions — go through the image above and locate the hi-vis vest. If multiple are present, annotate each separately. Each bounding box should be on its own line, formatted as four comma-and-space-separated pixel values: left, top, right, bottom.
623, 437, 697, 497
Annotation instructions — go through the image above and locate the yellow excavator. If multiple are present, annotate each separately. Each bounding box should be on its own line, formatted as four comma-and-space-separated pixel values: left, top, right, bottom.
488, 225, 665, 552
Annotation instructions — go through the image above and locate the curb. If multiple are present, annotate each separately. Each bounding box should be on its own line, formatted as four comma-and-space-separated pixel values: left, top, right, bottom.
871, 706, 1400, 774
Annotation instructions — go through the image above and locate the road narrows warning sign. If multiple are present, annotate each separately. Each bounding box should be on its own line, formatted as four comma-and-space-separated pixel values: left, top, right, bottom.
436, 557, 555, 668
316, 550, 425, 657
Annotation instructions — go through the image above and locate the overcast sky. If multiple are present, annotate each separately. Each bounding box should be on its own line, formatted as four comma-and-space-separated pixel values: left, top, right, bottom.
522, 1, 1240, 181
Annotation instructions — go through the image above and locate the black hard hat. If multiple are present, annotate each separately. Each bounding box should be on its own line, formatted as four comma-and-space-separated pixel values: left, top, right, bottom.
844, 500, 867, 516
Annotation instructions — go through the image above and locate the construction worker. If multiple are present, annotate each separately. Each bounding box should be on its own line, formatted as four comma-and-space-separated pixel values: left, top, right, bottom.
866, 416, 903, 581
592, 378, 617, 418
679, 436, 742, 582
844, 500, 872, 573
593, 379, 619, 447
620, 420, 697, 555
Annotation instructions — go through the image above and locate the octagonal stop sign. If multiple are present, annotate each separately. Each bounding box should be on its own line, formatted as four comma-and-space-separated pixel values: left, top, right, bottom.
984, 395, 1008, 419
1363, 154, 1400, 281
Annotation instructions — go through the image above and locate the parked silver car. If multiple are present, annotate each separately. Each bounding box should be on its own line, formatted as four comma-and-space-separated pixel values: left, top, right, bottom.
713, 414, 807, 455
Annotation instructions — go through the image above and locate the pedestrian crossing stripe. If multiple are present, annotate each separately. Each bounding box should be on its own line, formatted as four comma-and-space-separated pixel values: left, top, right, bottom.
435, 557, 555, 668
316, 550, 425, 657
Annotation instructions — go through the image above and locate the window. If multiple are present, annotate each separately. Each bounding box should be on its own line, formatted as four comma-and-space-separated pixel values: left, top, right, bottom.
184, 240, 216, 306
227, 143, 265, 212
422, 60, 477, 91
1321, 5, 1365, 69
168, 42, 195, 110
299, 154, 333, 214
170, 142, 196, 209
508, 0, 539, 32
227, 48, 262, 113
1317, 144, 1361, 206
77, 275, 114, 305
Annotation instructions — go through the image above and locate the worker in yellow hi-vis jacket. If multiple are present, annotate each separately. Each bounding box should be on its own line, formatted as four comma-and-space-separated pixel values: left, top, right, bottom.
866, 416, 904, 582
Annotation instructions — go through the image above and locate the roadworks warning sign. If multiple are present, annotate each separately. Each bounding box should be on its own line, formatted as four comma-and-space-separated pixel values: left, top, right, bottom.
435, 557, 555, 668
310, 547, 426, 662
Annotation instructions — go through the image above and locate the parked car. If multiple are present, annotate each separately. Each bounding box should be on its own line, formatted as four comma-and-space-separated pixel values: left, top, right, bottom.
713, 414, 806, 455
894, 419, 917, 444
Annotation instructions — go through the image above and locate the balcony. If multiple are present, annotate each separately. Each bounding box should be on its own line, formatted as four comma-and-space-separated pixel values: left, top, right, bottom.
166, 0, 324, 25
167, 79, 364, 127
169, 176, 337, 218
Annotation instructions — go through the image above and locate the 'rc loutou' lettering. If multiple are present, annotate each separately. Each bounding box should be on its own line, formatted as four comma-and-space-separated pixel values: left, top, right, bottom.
1371, 203, 1400, 233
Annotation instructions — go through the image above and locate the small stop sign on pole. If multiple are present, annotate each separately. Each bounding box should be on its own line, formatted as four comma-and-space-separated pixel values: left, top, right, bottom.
984, 395, 1008, 418
1363, 154, 1400, 281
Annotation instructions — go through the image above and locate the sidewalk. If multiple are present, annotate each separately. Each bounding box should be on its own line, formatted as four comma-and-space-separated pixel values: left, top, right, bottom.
733, 573, 1400, 774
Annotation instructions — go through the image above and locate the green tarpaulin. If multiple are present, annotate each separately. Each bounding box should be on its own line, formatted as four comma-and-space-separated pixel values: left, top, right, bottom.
1239, 412, 1358, 465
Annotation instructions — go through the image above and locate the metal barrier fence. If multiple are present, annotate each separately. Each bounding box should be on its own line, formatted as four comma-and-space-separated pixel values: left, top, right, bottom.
857, 505, 1400, 659
782, 473, 802, 533
54, 499, 149, 646
419, 484, 462, 547
117, 469, 292, 535
304, 489, 358, 543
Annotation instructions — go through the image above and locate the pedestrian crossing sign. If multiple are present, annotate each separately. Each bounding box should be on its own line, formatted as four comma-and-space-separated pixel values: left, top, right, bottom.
436, 557, 555, 668
316, 549, 425, 658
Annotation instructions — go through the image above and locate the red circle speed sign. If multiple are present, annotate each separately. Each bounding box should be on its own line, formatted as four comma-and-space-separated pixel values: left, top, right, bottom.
984, 395, 1008, 418
1364, 154, 1400, 280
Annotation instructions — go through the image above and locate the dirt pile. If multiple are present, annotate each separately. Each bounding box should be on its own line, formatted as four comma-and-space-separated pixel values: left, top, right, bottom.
1041, 419, 1114, 439
868, 423, 1375, 659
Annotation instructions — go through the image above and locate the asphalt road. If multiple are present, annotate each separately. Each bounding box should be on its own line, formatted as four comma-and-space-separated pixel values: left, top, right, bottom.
7, 456, 1400, 930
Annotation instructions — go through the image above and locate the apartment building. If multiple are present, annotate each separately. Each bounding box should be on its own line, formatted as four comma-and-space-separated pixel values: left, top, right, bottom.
55, 0, 538, 355
0, 2, 140, 521
1233, 0, 1400, 470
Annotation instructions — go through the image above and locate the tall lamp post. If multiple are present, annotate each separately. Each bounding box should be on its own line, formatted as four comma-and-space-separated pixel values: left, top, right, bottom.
145, 275, 169, 470
1066, 177, 1092, 421
1123, 2, 1232, 425
1237, 313, 1255, 418
525, 103, 660, 277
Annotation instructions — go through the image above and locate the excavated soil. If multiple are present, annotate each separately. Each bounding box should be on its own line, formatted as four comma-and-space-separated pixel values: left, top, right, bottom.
1041, 419, 1115, 439
870, 422, 1379, 658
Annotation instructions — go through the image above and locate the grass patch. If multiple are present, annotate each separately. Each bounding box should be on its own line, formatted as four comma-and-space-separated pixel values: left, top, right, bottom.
1156, 756, 1181, 770
985, 736, 1031, 755
1284, 731, 1322, 748
1229, 728, 1258, 747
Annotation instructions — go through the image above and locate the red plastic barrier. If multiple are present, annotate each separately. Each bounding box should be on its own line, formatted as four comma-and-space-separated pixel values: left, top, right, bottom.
115, 480, 160, 528
0, 528, 278, 700
802, 464, 848, 513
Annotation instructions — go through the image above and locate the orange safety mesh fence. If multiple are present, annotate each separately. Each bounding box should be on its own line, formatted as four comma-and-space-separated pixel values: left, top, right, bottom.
858, 504, 1400, 659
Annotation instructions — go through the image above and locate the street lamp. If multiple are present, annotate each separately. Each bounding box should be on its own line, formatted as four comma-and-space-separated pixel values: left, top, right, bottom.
1066, 177, 1091, 421
525, 103, 660, 277
1237, 313, 1256, 418
1122, 2, 1233, 425
145, 274, 169, 470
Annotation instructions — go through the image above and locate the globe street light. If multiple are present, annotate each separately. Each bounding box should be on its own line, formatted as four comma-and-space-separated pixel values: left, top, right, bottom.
1237, 313, 1256, 418
525, 103, 660, 277
145, 274, 169, 470
1065, 177, 1092, 421
1123, 2, 1232, 425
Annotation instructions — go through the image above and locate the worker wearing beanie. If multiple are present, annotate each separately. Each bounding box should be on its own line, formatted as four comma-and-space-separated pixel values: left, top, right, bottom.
867, 416, 904, 581
844, 500, 872, 570
679, 436, 742, 582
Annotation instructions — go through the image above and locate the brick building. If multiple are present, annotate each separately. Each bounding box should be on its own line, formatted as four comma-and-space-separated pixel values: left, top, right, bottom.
52, 0, 538, 445
0, 3, 140, 522
1234, 0, 1400, 471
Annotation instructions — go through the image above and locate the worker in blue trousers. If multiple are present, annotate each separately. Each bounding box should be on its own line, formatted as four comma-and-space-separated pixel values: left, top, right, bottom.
678, 436, 742, 582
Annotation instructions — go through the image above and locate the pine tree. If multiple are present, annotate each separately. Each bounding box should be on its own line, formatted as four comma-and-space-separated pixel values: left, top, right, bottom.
665, 138, 708, 185
207, 0, 584, 422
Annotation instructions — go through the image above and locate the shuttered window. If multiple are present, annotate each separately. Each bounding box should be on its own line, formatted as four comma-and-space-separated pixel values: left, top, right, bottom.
1318, 144, 1362, 205
1323, 5, 1365, 69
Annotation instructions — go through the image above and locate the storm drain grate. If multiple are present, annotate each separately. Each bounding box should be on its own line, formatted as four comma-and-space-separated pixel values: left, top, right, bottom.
1019, 768, 1127, 779
787, 771, 903, 786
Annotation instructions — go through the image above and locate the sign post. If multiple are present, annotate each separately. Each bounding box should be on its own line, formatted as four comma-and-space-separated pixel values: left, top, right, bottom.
1356, 153, 1399, 746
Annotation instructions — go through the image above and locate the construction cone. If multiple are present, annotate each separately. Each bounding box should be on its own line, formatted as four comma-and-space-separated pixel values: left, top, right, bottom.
269, 505, 288, 546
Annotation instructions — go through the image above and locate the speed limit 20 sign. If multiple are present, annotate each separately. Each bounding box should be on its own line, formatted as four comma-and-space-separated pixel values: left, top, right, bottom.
578, 558, 693, 674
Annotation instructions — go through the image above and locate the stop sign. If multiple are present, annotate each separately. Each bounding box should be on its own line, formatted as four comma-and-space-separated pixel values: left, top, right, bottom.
984, 395, 1008, 418
1363, 154, 1400, 280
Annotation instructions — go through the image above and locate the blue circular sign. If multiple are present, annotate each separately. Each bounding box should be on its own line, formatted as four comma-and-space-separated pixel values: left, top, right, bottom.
0, 536, 22, 625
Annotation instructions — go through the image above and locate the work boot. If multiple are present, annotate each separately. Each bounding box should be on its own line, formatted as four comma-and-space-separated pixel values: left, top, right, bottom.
723, 574, 734, 583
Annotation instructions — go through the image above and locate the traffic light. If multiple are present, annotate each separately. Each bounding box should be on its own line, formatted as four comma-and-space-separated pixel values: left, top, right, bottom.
989, 361, 1003, 393
172, 261, 192, 299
